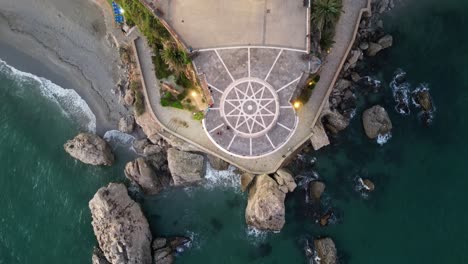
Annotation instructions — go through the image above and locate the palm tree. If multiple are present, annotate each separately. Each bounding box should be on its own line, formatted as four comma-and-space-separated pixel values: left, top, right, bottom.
311, 0, 343, 37
160, 41, 190, 76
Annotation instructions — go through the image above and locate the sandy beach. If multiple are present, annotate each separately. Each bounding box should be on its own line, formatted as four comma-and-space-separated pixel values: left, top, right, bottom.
0, 0, 126, 134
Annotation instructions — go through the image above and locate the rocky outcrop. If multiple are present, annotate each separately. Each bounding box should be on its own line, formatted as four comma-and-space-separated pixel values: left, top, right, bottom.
378, 34, 393, 49
152, 237, 191, 264
323, 111, 350, 134
367, 42, 383, 56
92, 247, 110, 264
241, 172, 255, 192
310, 121, 330, 151
274, 169, 297, 194
118, 115, 135, 133
207, 154, 230, 171
245, 174, 286, 231
134, 111, 163, 144
64, 133, 114, 166
89, 183, 152, 264
167, 148, 204, 186
309, 181, 326, 203
124, 158, 169, 195
362, 105, 393, 139
314, 238, 337, 264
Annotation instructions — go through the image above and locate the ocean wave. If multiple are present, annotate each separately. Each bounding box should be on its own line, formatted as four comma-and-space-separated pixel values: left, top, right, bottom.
246, 226, 269, 241
0, 58, 96, 132
377, 133, 392, 146
103, 130, 135, 145
390, 69, 411, 115
203, 163, 240, 191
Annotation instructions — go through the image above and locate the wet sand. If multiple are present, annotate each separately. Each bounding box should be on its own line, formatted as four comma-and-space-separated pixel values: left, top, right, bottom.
0, 0, 127, 134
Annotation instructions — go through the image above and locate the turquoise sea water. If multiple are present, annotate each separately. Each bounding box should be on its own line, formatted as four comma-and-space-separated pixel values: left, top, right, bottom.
1, 0, 468, 263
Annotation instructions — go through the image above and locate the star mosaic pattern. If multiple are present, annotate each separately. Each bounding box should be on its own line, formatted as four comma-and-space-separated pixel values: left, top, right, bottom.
198, 47, 308, 157
221, 78, 279, 138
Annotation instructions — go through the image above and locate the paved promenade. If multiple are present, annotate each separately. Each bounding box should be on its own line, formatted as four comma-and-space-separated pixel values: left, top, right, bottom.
136, 0, 371, 174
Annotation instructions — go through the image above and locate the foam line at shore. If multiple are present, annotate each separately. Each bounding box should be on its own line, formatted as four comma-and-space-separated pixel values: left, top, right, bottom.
0, 58, 96, 132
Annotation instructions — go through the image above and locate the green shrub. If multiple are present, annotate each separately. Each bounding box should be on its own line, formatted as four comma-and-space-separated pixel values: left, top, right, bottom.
171, 101, 183, 109
176, 73, 192, 89
152, 54, 172, 79
193, 111, 204, 121
130, 80, 141, 91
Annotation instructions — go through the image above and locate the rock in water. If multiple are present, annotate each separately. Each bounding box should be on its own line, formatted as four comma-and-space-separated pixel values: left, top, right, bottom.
309, 181, 326, 203
207, 154, 230, 170
124, 158, 168, 195
241, 172, 255, 192
118, 115, 135, 133
323, 111, 350, 134
89, 183, 152, 264
274, 169, 297, 193
378, 34, 393, 49
366, 42, 383, 56
167, 148, 204, 186
362, 105, 393, 139
64, 133, 114, 166
362, 178, 375, 192
314, 238, 338, 264
413, 89, 433, 112
245, 174, 286, 231
92, 247, 110, 264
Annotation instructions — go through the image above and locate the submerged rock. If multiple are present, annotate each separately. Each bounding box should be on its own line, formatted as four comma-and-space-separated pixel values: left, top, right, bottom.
362, 105, 393, 139
124, 158, 169, 195
309, 181, 326, 203
89, 183, 152, 264
64, 133, 114, 166
151, 236, 191, 264
207, 154, 230, 170
314, 238, 338, 264
245, 174, 286, 231
167, 148, 204, 186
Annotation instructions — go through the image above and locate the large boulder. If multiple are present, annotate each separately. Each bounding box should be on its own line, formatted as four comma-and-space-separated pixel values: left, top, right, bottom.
89, 183, 152, 264
167, 148, 204, 186
323, 111, 350, 134
366, 42, 383, 56
362, 105, 393, 139
274, 169, 297, 193
310, 121, 330, 151
207, 154, 230, 170
241, 172, 255, 192
378, 34, 393, 49
64, 133, 114, 166
413, 89, 433, 112
245, 174, 286, 231
124, 158, 169, 195
314, 238, 337, 264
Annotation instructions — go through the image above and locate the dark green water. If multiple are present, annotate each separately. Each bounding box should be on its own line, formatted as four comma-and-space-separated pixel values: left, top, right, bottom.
1, 0, 468, 263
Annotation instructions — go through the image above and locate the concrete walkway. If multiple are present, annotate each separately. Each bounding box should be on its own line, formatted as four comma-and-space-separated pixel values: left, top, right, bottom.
136, 0, 371, 174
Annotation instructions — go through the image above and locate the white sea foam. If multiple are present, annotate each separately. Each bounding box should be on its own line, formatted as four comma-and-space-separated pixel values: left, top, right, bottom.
377, 133, 392, 146
103, 130, 135, 145
0, 58, 96, 132
246, 226, 268, 242
203, 163, 240, 191
390, 69, 411, 116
